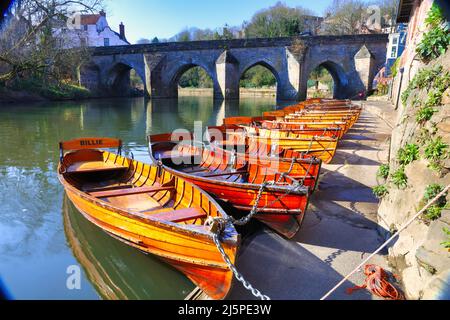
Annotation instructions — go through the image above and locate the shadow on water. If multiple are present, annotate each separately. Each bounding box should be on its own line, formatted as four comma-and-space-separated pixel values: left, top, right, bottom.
62, 196, 194, 299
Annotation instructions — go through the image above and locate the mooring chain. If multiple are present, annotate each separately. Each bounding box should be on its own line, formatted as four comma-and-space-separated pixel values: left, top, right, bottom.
230, 181, 269, 226
205, 217, 271, 300
300, 158, 315, 186
276, 157, 296, 184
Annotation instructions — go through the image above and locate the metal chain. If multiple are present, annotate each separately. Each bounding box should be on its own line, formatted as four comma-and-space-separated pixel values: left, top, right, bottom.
207, 218, 271, 300
300, 158, 315, 186
229, 181, 269, 226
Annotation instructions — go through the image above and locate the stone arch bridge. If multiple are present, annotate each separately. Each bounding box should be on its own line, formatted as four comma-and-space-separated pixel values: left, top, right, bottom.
80, 34, 388, 101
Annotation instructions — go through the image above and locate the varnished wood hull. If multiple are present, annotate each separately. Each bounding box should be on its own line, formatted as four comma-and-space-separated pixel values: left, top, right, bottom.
208, 125, 338, 164
161, 168, 309, 239
261, 121, 345, 138
58, 146, 238, 300
210, 144, 322, 192
148, 138, 310, 239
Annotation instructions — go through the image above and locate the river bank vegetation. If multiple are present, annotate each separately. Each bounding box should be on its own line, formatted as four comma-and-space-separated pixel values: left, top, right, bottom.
0, 0, 103, 101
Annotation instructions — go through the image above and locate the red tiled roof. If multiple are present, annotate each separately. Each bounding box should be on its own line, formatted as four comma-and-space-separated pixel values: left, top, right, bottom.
80, 14, 101, 25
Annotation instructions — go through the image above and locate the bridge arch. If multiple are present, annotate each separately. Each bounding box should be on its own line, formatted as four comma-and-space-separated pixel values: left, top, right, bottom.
306, 60, 349, 99
79, 63, 101, 93
106, 61, 146, 96
239, 61, 279, 99
170, 63, 215, 90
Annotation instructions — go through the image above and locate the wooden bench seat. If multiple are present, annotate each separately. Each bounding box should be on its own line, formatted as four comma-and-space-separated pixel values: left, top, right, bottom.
67, 161, 127, 173
89, 185, 174, 198
150, 208, 207, 223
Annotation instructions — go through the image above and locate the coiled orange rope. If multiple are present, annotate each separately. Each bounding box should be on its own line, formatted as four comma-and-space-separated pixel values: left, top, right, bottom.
346, 265, 404, 300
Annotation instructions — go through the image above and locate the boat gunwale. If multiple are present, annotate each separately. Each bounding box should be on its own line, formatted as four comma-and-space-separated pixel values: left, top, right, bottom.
148, 139, 310, 195
57, 151, 239, 246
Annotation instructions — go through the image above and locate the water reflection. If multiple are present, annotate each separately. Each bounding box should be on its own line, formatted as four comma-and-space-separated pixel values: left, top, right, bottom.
63, 196, 193, 299
0, 96, 288, 299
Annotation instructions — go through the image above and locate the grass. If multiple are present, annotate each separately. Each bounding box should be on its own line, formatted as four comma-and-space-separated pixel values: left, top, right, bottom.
10, 78, 91, 100
377, 164, 390, 180
391, 167, 408, 189
397, 144, 419, 166
372, 185, 389, 199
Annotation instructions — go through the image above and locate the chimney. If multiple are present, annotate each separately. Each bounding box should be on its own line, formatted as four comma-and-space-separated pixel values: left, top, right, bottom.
119, 22, 125, 40
99, 10, 106, 17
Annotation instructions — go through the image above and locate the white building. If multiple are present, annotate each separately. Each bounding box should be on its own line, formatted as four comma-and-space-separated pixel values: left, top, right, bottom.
56, 10, 130, 48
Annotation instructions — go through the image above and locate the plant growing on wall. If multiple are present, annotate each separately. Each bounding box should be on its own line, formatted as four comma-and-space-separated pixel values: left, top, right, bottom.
416, 106, 436, 123
416, 3, 450, 62
391, 167, 408, 189
422, 184, 448, 221
397, 144, 420, 165
441, 228, 450, 250
377, 164, 390, 180
424, 136, 449, 170
372, 185, 389, 199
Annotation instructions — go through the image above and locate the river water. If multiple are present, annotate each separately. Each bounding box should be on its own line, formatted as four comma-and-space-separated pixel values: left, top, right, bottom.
0, 96, 292, 299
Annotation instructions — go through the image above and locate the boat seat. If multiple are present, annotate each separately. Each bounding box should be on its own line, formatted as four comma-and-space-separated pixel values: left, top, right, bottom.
155, 150, 180, 160
150, 208, 207, 223
89, 185, 174, 198
66, 161, 127, 173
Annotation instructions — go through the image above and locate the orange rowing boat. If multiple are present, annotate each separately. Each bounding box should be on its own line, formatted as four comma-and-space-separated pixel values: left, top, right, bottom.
148, 133, 310, 239
58, 137, 239, 300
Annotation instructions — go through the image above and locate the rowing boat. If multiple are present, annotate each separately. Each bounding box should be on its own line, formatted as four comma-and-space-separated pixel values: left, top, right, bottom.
223, 116, 343, 138
148, 134, 310, 239
58, 137, 238, 300
208, 125, 339, 164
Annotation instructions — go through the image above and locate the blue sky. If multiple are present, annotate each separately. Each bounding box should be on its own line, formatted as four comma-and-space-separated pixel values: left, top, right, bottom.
105, 0, 334, 44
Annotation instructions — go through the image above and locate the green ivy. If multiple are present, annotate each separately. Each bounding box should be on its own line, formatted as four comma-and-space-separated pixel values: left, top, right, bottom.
416, 3, 450, 61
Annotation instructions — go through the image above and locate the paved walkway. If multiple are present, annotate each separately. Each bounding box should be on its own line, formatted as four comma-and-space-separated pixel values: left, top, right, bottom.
226, 100, 397, 300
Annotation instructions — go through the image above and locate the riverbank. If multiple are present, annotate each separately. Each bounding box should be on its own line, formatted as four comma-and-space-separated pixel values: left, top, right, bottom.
0, 81, 91, 104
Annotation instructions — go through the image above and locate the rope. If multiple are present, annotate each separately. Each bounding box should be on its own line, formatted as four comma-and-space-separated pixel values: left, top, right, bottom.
320, 184, 450, 300
346, 264, 403, 300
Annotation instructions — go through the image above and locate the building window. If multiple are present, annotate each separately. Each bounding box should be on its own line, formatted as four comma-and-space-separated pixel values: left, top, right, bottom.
391, 46, 397, 58
104, 38, 110, 46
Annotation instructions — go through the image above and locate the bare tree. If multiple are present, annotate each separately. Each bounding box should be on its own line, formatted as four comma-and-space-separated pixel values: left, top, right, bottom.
0, 0, 103, 86
321, 0, 367, 35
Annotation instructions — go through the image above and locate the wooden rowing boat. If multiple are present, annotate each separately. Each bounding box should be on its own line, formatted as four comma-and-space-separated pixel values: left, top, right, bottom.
208, 125, 339, 164
148, 134, 310, 239
222, 116, 344, 138
58, 137, 239, 300
260, 120, 344, 138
